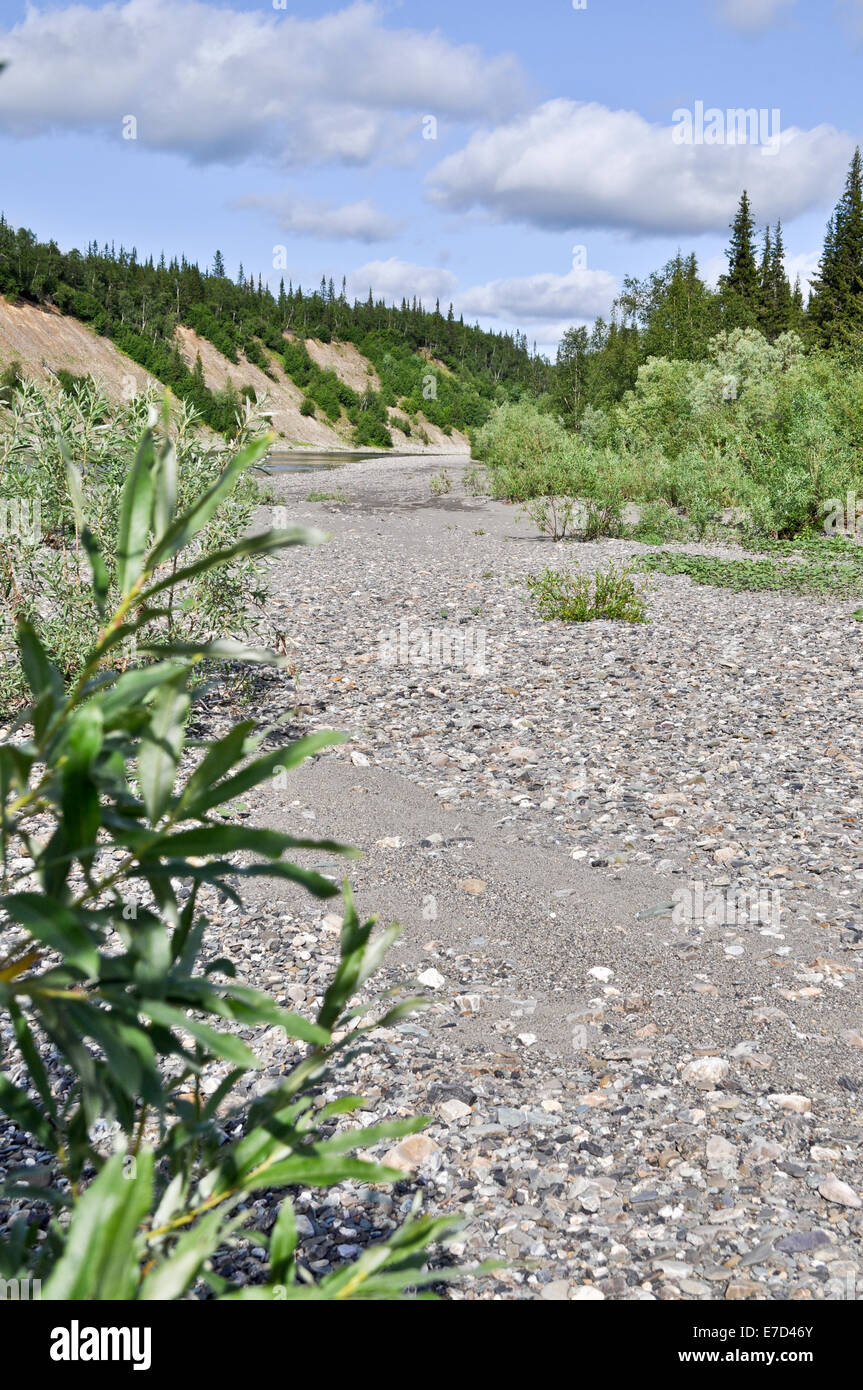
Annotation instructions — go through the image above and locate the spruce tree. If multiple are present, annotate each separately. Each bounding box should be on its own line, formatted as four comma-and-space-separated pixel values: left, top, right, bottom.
809, 147, 863, 345
720, 191, 760, 327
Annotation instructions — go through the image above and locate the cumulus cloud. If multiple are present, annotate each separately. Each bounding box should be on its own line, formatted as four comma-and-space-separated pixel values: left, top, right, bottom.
716, 0, 799, 32
0, 0, 525, 166
427, 99, 852, 237
346, 258, 458, 305
233, 193, 402, 243
459, 267, 617, 323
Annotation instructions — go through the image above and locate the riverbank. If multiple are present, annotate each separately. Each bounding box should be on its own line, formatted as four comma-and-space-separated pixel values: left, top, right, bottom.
192, 451, 863, 1300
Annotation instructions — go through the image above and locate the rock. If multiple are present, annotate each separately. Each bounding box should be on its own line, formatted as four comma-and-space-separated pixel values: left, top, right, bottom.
417, 968, 446, 990
540, 1280, 571, 1301
745, 1140, 784, 1166
682, 1057, 730, 1088
818, 1177, 861, 1208
588, 966, 614, 983
517, 1033, 537, 1047
570, 1286, 605, 1301
382, 1135, 441, 1173
775, 1230, 831, 1254
349, 751, 370, 767
726, 1280, 762, 1300
460, 879, 487, 896
455, 993, 481, 1013
706, 1136, 738, 1171
438, 1098, 472, 1123
768, 1093, 812, 1114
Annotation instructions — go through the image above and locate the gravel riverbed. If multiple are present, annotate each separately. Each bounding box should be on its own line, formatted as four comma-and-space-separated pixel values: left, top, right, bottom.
3, 451, 862, 1301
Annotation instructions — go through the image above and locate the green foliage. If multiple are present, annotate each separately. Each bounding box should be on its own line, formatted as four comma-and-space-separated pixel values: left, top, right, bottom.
640, 543, 863, 598
525, 563, 648, 623
0, 417, 466, 1300
0, 215, 543, 439
429, 469, 452, 496
0, 377, 269, 715
476, 329, 863, 540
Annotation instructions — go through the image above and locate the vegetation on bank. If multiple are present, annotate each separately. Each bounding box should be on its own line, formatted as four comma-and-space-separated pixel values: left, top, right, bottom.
0, 379, 272, 715
0, 419, 471, 1300
0, 216, 542, 442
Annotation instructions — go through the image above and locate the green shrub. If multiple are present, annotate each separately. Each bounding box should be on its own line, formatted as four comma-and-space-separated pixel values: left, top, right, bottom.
299, 396, 316, 418
525, 562, 648, 623
0, 378, 268, 716
0, 418, 466, 1300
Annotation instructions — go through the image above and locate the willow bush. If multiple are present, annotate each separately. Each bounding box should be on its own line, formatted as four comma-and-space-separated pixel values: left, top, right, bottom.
0, 376, 269, 716
0, 414, 462, 1299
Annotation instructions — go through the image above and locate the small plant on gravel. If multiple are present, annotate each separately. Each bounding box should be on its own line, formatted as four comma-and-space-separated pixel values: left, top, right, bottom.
305, 489, 349, 504
525, 492, 579, 541
430, 469, 452, 496
0, 416, 469, 1300
525, 562, 648, 623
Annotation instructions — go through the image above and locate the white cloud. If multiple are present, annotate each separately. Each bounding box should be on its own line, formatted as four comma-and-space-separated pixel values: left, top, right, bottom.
428, 99, 852, 237
716, 0, 798, 32
784, 250, 821, 299
459, 268, 617, 323
0, 0, 525, 166
233, 193, 402, 243
346, 258, 458, 305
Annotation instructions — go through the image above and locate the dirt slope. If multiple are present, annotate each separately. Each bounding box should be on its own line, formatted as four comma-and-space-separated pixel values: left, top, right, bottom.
0, 298, 155, 397
1, 297, 469, 452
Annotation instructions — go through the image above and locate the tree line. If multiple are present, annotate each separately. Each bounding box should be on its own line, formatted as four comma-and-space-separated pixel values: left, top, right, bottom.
553, 148, 863, 422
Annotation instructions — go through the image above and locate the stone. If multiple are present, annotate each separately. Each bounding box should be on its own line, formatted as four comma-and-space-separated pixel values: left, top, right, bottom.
438, 1098, 472, 1123
382, 1135, 441, 1173
460, 879, 487, 896
818, 1177, 861, 1208
540, 1280, 571, 1300
682, 1057, 730, 1088
706, 1136, 738, 1171
768, 1093, 812, 1114
417, 968, 446, 990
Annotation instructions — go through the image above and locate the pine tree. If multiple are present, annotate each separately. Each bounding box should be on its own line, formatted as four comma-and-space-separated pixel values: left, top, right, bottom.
720, 191, 760, 328
809, 147, 863, 345
212, 249, 226, 278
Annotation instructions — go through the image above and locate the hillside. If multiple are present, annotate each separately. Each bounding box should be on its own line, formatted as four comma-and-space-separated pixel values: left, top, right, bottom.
0, 296, 470, 451
0, 216, 545, 445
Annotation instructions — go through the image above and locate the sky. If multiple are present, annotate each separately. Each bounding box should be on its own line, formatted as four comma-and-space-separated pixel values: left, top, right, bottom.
0, 0, 860, 357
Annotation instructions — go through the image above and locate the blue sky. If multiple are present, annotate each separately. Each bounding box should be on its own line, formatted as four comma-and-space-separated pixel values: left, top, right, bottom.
0, 0, 860, 356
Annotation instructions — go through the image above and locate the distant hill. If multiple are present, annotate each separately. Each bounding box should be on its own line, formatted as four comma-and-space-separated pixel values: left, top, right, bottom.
0, 216, 548, 445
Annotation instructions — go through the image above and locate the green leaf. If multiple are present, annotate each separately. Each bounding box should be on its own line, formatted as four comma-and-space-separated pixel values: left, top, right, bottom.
139, 1205, 242, 1301
0, 894, 101, 977
138, 1000, 261, 1069
16, 619, 64, 707
43, 1151, 154, 1300
116, 430, 156, 596
137, 677, 190, 822
143, 527, 325, 598
177, 731, 345, 820
268, 1200, 297, 1285
146, 436, 272, 570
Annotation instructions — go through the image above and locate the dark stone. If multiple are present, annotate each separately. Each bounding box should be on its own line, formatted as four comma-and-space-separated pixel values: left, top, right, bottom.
775, 1230, 831, 1254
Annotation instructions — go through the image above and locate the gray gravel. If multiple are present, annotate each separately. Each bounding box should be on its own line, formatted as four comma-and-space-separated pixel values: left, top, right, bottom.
2, 451, 861, 1301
